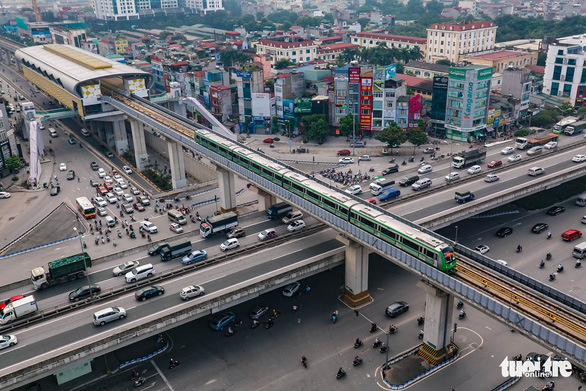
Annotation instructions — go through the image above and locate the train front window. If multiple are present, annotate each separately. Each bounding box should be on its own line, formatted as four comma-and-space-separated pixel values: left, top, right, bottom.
442, 246, 455, 263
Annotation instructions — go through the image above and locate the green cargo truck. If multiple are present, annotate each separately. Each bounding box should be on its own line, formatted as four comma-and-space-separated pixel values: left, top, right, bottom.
160, 240, 192, 261
31, 253, 92, 290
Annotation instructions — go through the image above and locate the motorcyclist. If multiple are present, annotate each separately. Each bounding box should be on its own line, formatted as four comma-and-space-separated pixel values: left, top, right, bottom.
169, 358, 178, 367
380, 342, 387, 351
252, 319, 259, 327
389, 324, 397, 333
131, 370, 139, 379
459, 309, 466, 317
337, 367, 345, 376
301, 356, 307, 363
353, 356, 361, 364
547, 252, 551, 259
547, 231, 552, 239
540, 260, 545, 268
549, 272, 556, 281
227, 327, 234, 335
374, 337, 380, 345
370, 323, 377, 332
557, 264, 563, 272
577, 259, 582, 267
517, 244, 522, 252
355, 338, 362, 346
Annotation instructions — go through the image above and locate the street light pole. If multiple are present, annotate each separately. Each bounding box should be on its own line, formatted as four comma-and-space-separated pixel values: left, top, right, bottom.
454, 225, 458, 245
384, 329, 390, 370
73, 217, 92, 295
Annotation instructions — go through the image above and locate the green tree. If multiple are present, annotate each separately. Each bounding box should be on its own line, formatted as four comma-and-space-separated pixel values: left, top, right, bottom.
339, 113, 360, 136
339, 47, 360, 64
377, 122, 406, 152
425, 0, 444, 14
514, 128, 530, 137
436, 59, 453, 66
275, 58, 293, 69
530, 110, 557, 127
219, 48, 251, 70
358, 17, 371, 29
5, 155, 20, 173
300, 114, 329, 142
537, 52, 547, 67
406, 127, 428, 153
576, 106, 586, 118
271, 116, 279, 133
159, 31, 171, 40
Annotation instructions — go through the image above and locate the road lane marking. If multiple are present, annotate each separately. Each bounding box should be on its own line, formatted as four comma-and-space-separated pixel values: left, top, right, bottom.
152, 360, 175, 391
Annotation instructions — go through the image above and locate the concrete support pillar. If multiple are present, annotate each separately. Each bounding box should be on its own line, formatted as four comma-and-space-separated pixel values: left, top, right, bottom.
129, 119, 148, 171
216, 167, 237, 211
337, 236, 372, 307
168, 140, 187, 189
416, 281, 457, 365
246, 185, 276, 211
112, 119, 129, 154
170, 100, 187, 117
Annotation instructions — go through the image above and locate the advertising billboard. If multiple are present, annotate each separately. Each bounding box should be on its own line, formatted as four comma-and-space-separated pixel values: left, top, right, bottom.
349, 67, 360, 84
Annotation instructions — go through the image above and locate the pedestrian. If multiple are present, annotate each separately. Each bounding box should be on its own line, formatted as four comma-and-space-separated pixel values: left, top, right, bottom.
357, 159, 359, 166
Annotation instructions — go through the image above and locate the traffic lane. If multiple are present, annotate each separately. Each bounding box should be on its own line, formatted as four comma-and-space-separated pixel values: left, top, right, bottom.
449, 197, 586, 300
0, 233, 341, 370
6, 217, 320, 312
390, 147, 585, 219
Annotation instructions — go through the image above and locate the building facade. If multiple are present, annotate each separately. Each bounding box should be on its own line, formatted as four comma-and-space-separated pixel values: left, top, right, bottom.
351, 32, 426, 53
185, 0, 224, 14
49, 27, 87, 48
93, 0, 139, 21
426, 21, 498, 65
542, 35, 586, 108
462, 50, 538, 73
445, 65, 492, 140
256, 38, 318, 68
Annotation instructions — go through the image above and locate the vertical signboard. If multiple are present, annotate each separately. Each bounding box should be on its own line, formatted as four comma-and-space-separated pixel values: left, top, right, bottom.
349, 67, 360, 84
360, 77, 372, 131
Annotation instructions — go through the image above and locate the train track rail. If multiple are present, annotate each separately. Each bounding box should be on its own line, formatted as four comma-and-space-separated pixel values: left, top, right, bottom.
455, 258, 586, 344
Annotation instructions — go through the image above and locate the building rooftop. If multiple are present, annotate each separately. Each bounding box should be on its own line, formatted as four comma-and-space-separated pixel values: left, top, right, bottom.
258, 39, 316, 49
352, 31, 427, 45
317, 43, 359, 54
465, 50, 529, 60
427, 20, 496, 31
404, 60, 449, 73
396, 73, 433, 90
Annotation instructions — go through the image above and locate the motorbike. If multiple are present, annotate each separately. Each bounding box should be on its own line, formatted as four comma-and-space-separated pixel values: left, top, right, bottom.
539, 261, 545, 269
420, 156, 425, 162
458, 312, 466, 320
546, 253, 552, 260
169, 360, 180, 369
456, 301, 463, 309
190, 216, 196, 223
354, 340, 363, 348
83, 242, 87, 249
251, 321, 260, 329
576, 261, 582, 268
373, 339, 382, 348
129, 225, 134, 231
380, 344, 388, 353
226, 330, 235, 337
549, 273, 556, 281
130, 232, 136, 239
513, 354, 522, 361
131, 215, 136, 222
417, 316, 425, 326
401, 160, 407, 166
117, 231, 122, 238
301, 357, 307, 368
370, 324, 377, 333
120, 211, 124, 217
557, 265, 564, 272
134, 377, 146, 387
265, 321, 274, 329
390, 158, 395, 163
106, 236, 110, 243
516, 246, 522, 253
336, 369, 346, 379
332, 314, 337, 324
113, 240, 117, 247
352, 358, 363, 366
369, 167, 375, 172
389, 326, 398, 334
418, 331, 424, 340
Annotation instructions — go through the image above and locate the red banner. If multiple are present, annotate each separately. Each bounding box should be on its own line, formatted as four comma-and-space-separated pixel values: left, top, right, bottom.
349, 67, 360, 84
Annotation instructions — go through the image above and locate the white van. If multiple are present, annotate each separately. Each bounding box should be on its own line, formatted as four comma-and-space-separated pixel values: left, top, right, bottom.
411, 178, 432, 191
495, 259, 508, 267
125, 263, 155, 283
168, 209, 187, 225
573, 242, 586, 259
49, 128, 58, 138
105, 215, 115, 227
81, 128, 90, 137
576, 193, 586, 207
528, 167, 544, 176
527, 146, 543, 156
93, 307, 126, 326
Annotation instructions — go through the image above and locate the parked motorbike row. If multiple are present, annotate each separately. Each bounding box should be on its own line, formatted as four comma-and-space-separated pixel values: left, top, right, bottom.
319, 168, 371, 186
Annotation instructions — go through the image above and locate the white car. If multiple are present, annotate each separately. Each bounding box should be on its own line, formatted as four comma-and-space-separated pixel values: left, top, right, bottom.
339, 157, 354, 164
106, 193, 117, 204
282, 282, 301, 297
445, 172, 460, 182
170, 223, 183, 233
113, 174, 123, 182
103, 176, 112, 183
544, 141, 558, 150
123, 165, 133, 174
287, 219, 306, 232
418, 164, 432, 174
0, 192, 10, 199
345, 185, 362, 195
180, 285, 204, 300
508, 154, 522, 163
112, 260, 140, 277
140, 221, 158, 234
358, 155, 371, 161
130, 187, 141, 195
501, 147, 515, 155
95, 197, 107, 207
485, 174, 499, 183
467, 165, 482, 175
113, 187, 124, 196
475, 244, 490, 254
98, 207, 107, 216
122, 194, 133, 203
59, 163, 67, 171
220, 238, 240, 251
98, 168, 106, 178
573, 154, 586, 162
119, 181, 128, 189
0, 335, 17, 350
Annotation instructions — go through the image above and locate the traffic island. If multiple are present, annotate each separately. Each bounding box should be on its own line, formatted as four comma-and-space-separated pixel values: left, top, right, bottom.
382, 343, 459, 389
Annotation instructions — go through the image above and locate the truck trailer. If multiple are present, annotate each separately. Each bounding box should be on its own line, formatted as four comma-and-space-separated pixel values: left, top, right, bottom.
0, 296, 38, 324
452, 149, 486, 169
31, 253, 92, 290
515, 133, 558, 150
160, 240, 192, 261
200, 212, 239, 238
455, 191, 475, 204
553, 116, 579, 133
564, 120, 586, 136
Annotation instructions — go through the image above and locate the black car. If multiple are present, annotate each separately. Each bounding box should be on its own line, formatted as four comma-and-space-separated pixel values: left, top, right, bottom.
90, 162, 99, 171
66, 170, 75, 180
385, 301, 409, 317
135, 286, 165, 301
69, 284, 101, 301
90, 179, 99, 187
531, 223, 549, 234
547, 206, 566, 216
99, 145, 107, 153
227, 227, 246, 239
381, 166, 399, 176
496, 227, 514, 238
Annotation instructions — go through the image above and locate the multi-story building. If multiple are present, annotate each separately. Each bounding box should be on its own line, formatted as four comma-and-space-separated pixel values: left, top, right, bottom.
316, 43, 359, 63
136, 0, 179, 10
236, 66, 265, 133
383, 77, 407, 128
93, 0, 139, 21
426, 20, 498, 65
542, 34, 586, 107
351, 32, 427, 53
185, 0, 224, 14
430, 75, 449, 137
445, 65, 492, 140
49, 27, 87, 48
210, 85, 232, 123
0, 97, 18, 176
396, 96, 409, 128
462, 50, 538, 74
404, 61, 449, 79
501, 67, 532, 112
256, 37, 318, 68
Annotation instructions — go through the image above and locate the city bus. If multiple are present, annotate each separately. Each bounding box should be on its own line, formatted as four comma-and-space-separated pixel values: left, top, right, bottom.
76, 197, 96, 219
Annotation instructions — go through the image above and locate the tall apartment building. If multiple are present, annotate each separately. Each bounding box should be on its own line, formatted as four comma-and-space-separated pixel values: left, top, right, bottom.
49, 27, 87, 48
426, 21, 498, 65
501, 67, 532, 112
236, 67, 265, 133
445, 65, 492, 141
93, 0, 139, 21
542, 34, 586, 108
256, 37, 318, 68
184, 0, 224, 14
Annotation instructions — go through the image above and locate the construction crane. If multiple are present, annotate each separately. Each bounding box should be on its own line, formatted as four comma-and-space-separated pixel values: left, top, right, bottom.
32, 0, 41, 22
